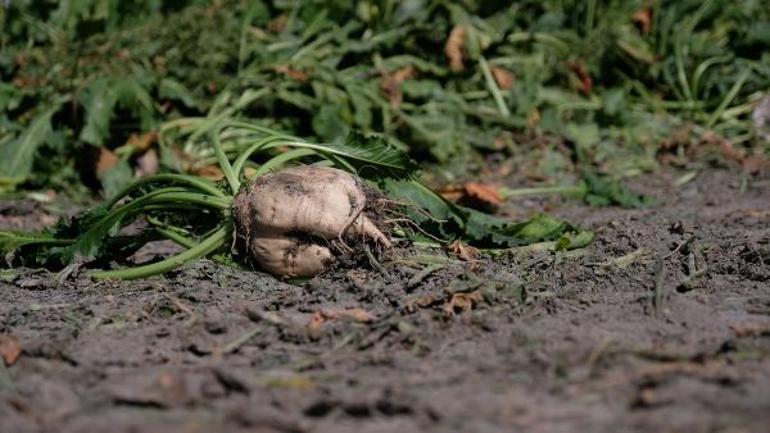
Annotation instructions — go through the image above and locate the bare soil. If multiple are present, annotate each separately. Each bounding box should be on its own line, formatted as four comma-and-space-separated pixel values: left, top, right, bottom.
1, 168, 769, 433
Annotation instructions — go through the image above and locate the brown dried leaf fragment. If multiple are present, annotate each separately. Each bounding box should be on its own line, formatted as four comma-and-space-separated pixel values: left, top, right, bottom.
308, 308, 375, 330
126, 130, 159, 152
274, 65, 310, 83
443, 290, 482, 316
0, 334, 22, 366
490, 66, 515, 90
380, 66, 416, 107
632, 8, 653, 34
95, 148, 119, 178
447, 240, 480, 261
445, 25, 467, 72
268, 13, 288, 33
463, 182, 504, 207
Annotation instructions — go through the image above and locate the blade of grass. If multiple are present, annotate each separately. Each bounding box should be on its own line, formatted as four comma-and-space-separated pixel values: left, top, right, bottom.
479, 56, 510, 117
707, 69, 751, 128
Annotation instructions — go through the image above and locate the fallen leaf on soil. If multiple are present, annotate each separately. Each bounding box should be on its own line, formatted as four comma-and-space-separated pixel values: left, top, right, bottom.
308, 308, 375, 331
274, 65, 310, 83
380, 66, 416, 107
438, 182, 504, 210
0, 334, 22, 366
632, 8, 653, 34
125, 130, 158, 152
445, 25, 467, 72
463, 182, 504, 207
741, 155, 770, 175
490, 66, 515, 90
447, 240, 480, 261
404, 294, 441, 313
444, 290, 482, 316
95, 148, 119, 177
135, 148, 159, 177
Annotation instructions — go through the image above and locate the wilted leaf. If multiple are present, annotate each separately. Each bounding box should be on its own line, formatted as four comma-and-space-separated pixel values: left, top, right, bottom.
0, 334, 21, 366
490, 66, 515, 90
444, 290, 482, 316
445, 25, 466, 72
308, 308, 375, 330
274, 65, 310, 82
380, 66, 416, 107
463, 182, 503, 208
447, 240, 480, 261
96, 148, 120, 178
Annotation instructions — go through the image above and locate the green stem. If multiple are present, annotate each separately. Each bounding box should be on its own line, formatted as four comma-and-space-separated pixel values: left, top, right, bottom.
106, 174, 226, 209
231, 136, 288, 177
707, 69, 750, 128
499, 184, 586, 199
143, 191, 232, 210
90, 223, 232, 280
210, 124, 240, 194
479, 56, 510, 117
251, 148, 317, 179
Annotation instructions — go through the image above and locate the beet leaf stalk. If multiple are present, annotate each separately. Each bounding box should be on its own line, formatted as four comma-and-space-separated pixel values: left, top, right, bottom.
1, 121, 417, 279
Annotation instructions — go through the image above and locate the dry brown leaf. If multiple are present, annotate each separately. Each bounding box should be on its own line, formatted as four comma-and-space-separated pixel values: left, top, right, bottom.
437, 185, 464, 202
193, 165, 225, 181
0, 334, 22, 366
445, 25, 467, 72
463, 182, 504, 207
274, 65, 310, 83
404, 294, 441, 313
95, 148, 119, 177
308, 308, 375, 331
443, 290, 482, 316
490, 66, 515, 90
742, 155, 770, 175
126, 130, 158, 152
380, 66, 416, 107
447, 240, 480, 261
268, 13, 288, 33
567, 60, 593, 95
632, 8, 653, 34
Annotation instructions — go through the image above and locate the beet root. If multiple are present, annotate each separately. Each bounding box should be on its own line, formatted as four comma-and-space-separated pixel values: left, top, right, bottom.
233, 166, 391, 277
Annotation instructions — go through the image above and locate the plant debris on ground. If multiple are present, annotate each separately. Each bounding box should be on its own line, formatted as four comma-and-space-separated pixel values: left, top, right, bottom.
0, 2, 769, 432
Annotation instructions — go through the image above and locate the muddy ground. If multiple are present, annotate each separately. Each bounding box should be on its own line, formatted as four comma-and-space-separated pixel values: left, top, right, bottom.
1, 168, 769, 433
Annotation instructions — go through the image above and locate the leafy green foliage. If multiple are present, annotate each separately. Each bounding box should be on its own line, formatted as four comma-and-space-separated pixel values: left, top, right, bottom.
2, 0, 768, 196
580, 171, 652, 208
382, 179, 591, 247
0, 105, 60, 192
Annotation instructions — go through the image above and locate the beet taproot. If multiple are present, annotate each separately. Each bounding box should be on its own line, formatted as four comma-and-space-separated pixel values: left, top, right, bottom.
233, 166, 391, 277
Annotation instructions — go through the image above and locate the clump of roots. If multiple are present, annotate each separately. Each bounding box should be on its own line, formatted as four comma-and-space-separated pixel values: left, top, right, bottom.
232, 166, 396, 277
